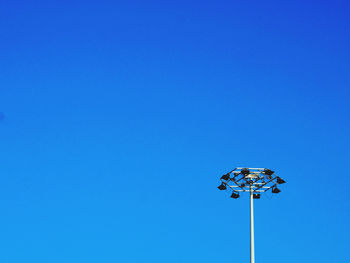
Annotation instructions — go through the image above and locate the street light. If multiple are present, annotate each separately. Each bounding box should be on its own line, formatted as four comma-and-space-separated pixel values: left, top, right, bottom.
217, 167, 286, 263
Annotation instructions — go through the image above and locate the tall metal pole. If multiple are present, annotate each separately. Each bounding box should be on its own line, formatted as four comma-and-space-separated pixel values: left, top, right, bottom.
250, 187, 255, 263
218, 167, 286, 263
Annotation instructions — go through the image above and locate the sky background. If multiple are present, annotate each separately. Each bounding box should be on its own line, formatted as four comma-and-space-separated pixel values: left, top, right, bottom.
1, 0, 350, 262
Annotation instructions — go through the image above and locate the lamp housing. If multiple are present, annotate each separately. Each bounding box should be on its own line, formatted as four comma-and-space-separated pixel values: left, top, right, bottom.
231, 192, 240, 199
221, 173, 230, 180
241, 168, 250, 176
276, 177, 286, 184
218, 183, 227, 190
253, 193, 260, 199
272, 186, 281, 194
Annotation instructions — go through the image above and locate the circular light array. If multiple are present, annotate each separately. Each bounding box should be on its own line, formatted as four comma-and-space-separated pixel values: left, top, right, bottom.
218, 167, 286, 198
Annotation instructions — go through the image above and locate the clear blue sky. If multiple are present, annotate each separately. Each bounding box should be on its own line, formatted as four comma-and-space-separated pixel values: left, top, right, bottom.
1, 1, 349, 262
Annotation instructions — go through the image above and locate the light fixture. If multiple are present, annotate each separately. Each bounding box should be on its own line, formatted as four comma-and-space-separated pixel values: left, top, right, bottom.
221, 173, 230, 180
253, 193, 260, 199
263, 168, 274, 176
241, 168, 250, 175
231, 192, 240, 199
272, 186, 281, 193
218, 183, 227, 190
276, 176, 286, 184
233, 172, 240, 178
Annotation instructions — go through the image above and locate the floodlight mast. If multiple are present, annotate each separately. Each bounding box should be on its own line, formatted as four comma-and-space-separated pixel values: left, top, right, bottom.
218, 167, 286, 263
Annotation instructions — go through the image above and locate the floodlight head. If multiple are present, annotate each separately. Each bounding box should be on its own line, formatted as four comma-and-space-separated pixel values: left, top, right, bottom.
263, 168, 274, 176
272, 185, 281, 193
231, 192, 240, 199
221, 173, 230, 180
253, 193, 260, 199
241, 168, 250, 176
218, 183, 227, 191
276, 176, 286, 184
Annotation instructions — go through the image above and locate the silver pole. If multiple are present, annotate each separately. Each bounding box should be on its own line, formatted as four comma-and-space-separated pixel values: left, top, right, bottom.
250, 187, 255, 263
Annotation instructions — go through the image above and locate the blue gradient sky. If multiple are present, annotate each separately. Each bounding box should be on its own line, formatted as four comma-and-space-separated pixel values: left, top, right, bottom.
1, 1, 349, 262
